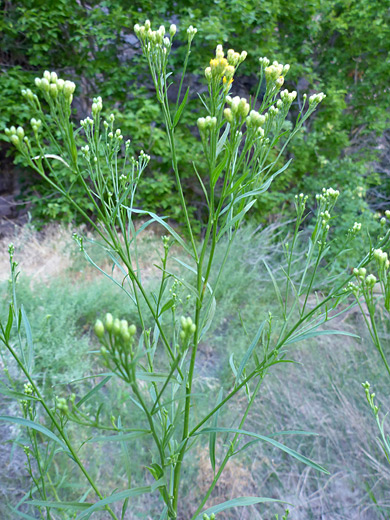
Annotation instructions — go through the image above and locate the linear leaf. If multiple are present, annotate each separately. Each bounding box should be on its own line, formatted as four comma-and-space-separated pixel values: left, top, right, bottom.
0, 416, 69, 453
285, 329, 360, 345
193, 427, 329, 474
128, 209, 193, 257
194, 496, 284, 519
76, 376, 113, 408
75, 486, 152, 519
209, 388, 223, 473
216, 123, 230, 158
27, 500, 90, 510
136, 371, 177, 383
21, 305, 34, 372
236, 321, 266, 384
87, 430, 150, 443
5, 305, 13, 342
173, 86, 189, 127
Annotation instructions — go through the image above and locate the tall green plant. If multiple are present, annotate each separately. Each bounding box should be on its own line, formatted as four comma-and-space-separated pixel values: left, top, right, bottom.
2, 20, 389, 519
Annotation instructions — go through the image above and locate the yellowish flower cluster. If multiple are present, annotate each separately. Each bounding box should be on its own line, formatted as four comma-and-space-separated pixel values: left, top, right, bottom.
264, 60, 290, 89
205, 44, 246, 87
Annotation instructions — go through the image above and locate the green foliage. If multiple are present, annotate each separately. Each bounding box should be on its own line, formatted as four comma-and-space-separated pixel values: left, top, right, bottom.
1, 0, 389, 231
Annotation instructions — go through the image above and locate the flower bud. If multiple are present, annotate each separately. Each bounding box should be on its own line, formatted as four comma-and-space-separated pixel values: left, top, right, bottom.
128, 324, 137, 336
57, 78, 64, 91
64, 80, 76, 98
35, 77, 42, 87
50, 71, 58, 83
49, 83, 58, 98
104, 313, 114, 332
94, 319, 105, 338
16, 126, 24, 139
224, 108, 233, 123
10, 135, 20, 147
41, 78, 50, 92
169, 24, 176, 37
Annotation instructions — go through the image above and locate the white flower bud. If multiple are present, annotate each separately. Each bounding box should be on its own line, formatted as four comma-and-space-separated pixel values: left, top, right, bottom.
41, 78, 50, 92
43, 70, 51, 81
169, 24, 176, 37
49, 83, 58, 98
50, 71, 58, 83
35, 77, 42, 87
16, 126, 24, 139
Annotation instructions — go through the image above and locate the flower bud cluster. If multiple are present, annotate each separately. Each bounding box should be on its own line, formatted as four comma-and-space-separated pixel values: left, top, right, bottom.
202, 514, 216, 520
362, 381, 379, 415
134, 20, 178, 58
264, 61, 290, 89
353, 267, 377, 288
280, 89, 297, 104
351, 221, 361, 234
316, 187, 340, 204
34, 71, 76, 104
309, 92, 326, 105
92, 96, 103, 117
294, 193, 309, 216
224, 96, 250, 124
4, 125, 25, 148
197, 116, 217, 138
180, 316, 196, 342
187, 25, 198, 42
30, 117, 42, 133
258, 57, 270, 68
56, 397, 69, 414
246, 110, 266, 130
373, 248, 390, 270
205, 44, 246, 88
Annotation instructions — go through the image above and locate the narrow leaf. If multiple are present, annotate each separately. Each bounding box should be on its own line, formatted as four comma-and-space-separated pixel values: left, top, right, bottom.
21, 305, 34, 372
87, 430, 150, 443
75, 486, 152, 519
0, 416, 69, 453
193, 427, 329, 474
27, 500, 90, 510
194, 496, 284, 519
285, 329, 360, 346
236, 321, 266, 384
173, 86, 189, 127
209, 388, 223, 473
76, 376, 112, 408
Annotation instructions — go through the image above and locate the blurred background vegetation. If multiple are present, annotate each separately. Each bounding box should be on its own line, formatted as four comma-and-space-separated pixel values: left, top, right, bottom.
1, 0, 389, 255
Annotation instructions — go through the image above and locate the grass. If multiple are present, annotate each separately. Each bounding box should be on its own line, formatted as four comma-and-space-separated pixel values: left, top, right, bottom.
0, 222, 389, 519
